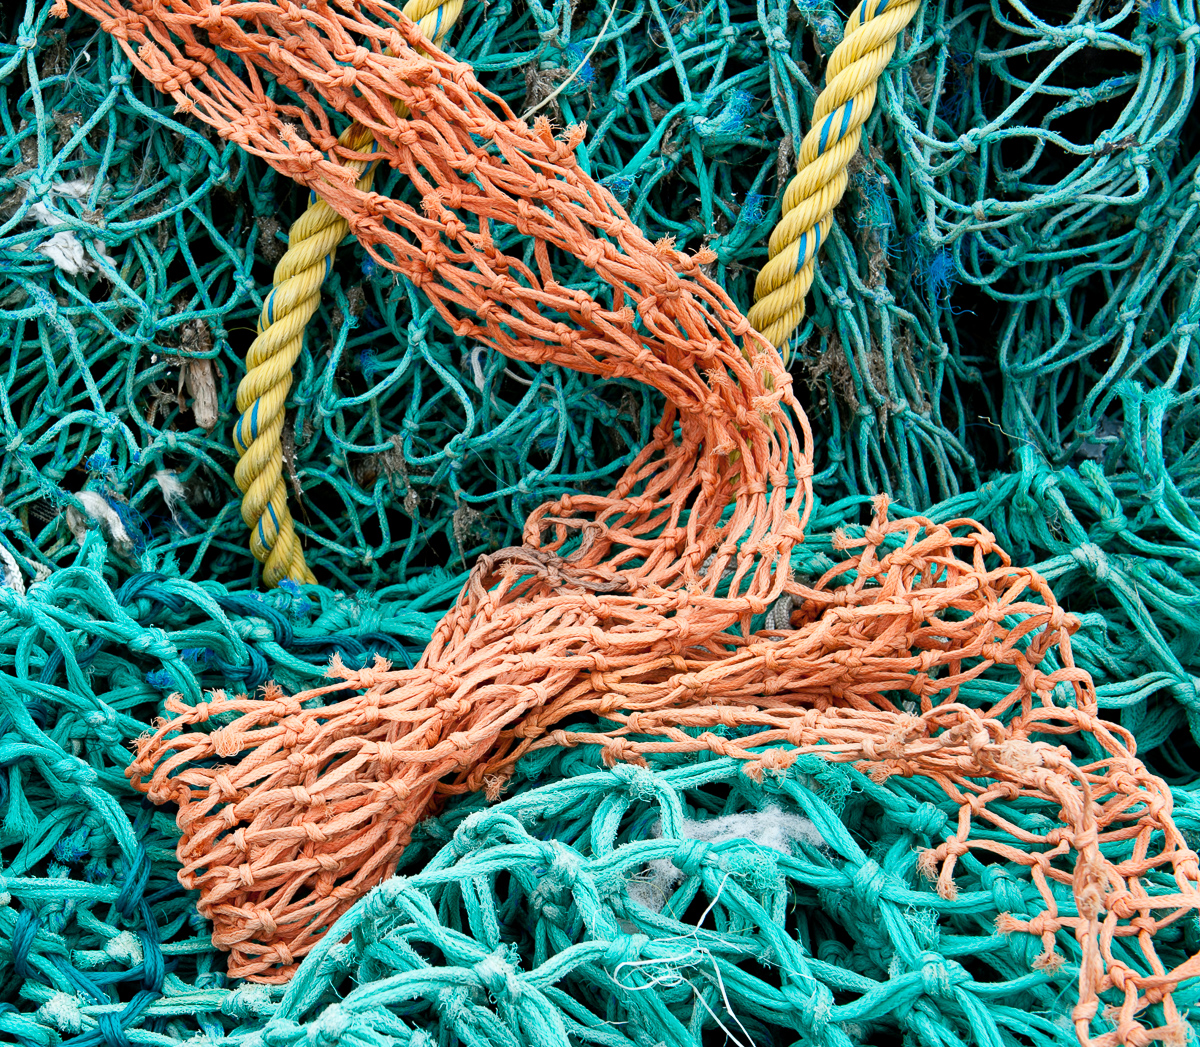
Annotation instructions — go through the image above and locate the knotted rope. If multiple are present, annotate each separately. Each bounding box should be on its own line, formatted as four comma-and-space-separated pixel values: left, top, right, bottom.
233, 0, 465, 587
749, 0, 919, 357
66, 1, 1200, 1043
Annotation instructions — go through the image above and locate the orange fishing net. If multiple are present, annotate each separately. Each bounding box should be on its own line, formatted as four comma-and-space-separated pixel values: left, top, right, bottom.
70, 0, 1200, 1042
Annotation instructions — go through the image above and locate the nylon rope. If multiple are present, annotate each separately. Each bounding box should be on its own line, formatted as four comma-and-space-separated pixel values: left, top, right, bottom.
233, 0, 466, 587
749, 0, 919, 359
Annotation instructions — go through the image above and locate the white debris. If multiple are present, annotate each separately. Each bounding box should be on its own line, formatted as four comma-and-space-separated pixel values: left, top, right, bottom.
154, 470, 187, 526
628, 806, 824, 912
37, 230, 96, 275
105, 930, 143, 966
51, 179, 96, 201
66, 491, 132, 553
182, 356, 219, 432
38, 992, 85, 1034
26, 180, 113, 276
0, 544, 24, 594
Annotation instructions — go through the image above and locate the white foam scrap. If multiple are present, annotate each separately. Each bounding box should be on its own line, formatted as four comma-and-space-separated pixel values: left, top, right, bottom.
221, 981, 275, 1019
26, 180, 113, 276
52, 179, 95, 201
155, 470, 187, 525
38, 992, 85, 1034
28, 200, 61, 226
66, 491, 132, 553
627, 806, 824, 912
36, 230, 103, 275
0, 544, 24, 595
464, 345, 488, 390
686, 807, 826, 852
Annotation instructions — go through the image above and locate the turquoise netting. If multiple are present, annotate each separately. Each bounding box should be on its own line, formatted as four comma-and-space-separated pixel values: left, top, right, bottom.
1, 0, 1198, 1044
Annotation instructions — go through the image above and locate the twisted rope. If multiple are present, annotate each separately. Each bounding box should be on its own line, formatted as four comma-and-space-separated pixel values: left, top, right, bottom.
233, 0, 465, 587
749, 0, 919, 358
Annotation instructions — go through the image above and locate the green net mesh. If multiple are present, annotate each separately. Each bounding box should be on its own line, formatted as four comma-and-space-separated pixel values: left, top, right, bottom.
1, 0, 1199, 1044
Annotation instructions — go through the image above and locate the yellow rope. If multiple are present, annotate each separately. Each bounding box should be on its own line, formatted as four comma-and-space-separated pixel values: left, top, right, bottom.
749, 0, 920, 361
233, 0, 466, 587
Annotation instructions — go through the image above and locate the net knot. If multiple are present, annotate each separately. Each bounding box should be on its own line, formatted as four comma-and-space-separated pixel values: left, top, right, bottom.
198, 3, 226, 29
604, 933, 649, 970
671, 838, 714, 877
429, 670, 458, 695
213, 772, 239, 801
905, 802, 947, 838
261, 1018, 302, 1047
209, 727, 243, 758
850, 858, 888, 908
602, 737, 646, 768
745, 747, 798, 781
611, 762, 658, 800
377, 779, 412, 804
1071, 542, 1111, 581
545, 845, 583, 888
269, 940, 294, 971
300, 820, 329, 844
473, 948, 524, 1003
353, 656, 394, 689
252, 906, 278, 940
309, 1005, 353, 1047
982, 868, 1025, 915
863, 524, 888, 547
437, 694, 472, 717
129, 627, 177, 660
918, 952, 970, 997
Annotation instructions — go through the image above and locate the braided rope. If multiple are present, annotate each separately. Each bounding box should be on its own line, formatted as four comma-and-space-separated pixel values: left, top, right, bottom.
749, 0, 919, 358
233, 0, 465, 587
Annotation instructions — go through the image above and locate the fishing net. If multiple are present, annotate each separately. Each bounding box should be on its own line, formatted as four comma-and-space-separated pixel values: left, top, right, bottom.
0, 0, 1198, 1046
0, 0, 660, 591
0, 0, 1196, 730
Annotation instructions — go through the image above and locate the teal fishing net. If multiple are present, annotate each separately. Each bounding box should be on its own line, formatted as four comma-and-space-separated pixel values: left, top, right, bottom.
7, 533, 1198, 1046
1, 0, 1199, 1045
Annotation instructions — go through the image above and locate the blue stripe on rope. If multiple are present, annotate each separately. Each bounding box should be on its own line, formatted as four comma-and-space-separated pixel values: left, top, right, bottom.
818, 112, 836, 154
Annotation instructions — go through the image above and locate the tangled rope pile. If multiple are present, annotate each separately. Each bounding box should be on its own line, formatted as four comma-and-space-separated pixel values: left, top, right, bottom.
0, 0, 658, 591
39, 1, 1196, 1043
0, 529, 446, 1046
220, 748, 1188, 1047
230, 0, 468, 587
2, 0, 1196, 747
0, 2, 1198, 1046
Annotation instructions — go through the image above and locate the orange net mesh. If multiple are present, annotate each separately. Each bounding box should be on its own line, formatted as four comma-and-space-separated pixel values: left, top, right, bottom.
69, 0, 1200, 1041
